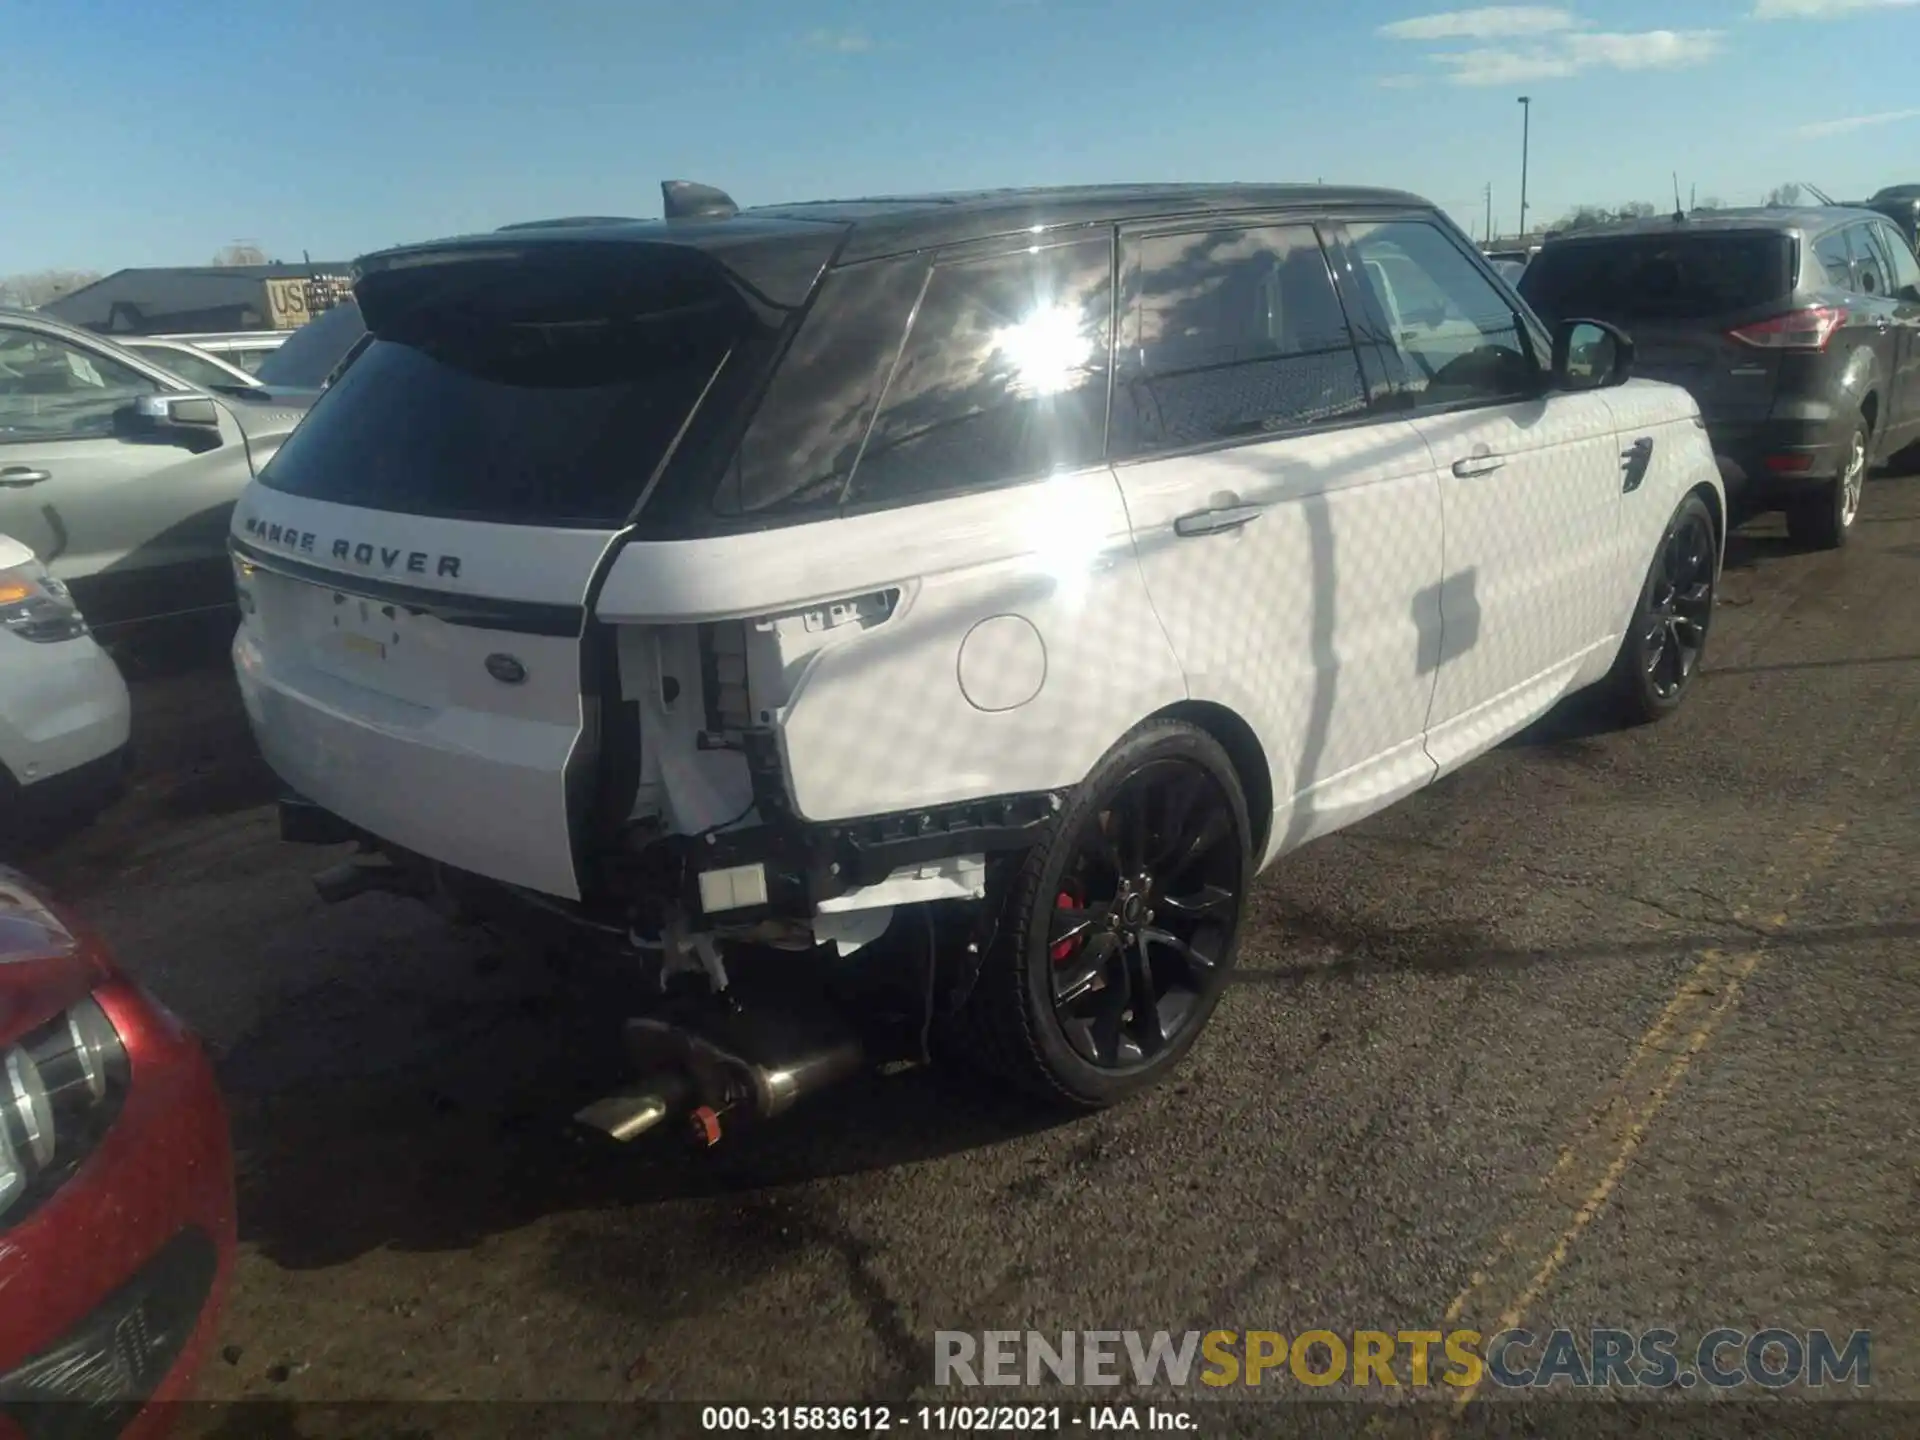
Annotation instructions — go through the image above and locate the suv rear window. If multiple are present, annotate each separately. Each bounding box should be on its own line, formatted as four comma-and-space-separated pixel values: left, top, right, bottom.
260, 244, 796, 527
1520, 234, 1794, 323
253, 302, 366, 389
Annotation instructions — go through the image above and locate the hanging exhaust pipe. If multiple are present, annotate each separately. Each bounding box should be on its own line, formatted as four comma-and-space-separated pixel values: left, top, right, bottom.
574, 1008, 865, 1148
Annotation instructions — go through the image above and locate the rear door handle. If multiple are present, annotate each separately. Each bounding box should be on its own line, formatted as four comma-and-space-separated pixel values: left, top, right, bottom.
1450, 454, 1506, 478
0, 466, 50, 488
1174, 503, 1265, 537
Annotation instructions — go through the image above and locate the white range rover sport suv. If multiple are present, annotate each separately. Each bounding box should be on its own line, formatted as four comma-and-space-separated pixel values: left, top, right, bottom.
230, 181, 1725, 1138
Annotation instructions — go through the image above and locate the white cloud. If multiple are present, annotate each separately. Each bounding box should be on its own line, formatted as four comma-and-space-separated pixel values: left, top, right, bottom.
1796, 106, 1920, 137
804, 28, 874, 53
1561, 29, 1726, 68
1385, 7, 1726, 87
1434, 46, 1580, 84
1379, 7, 1583, 39
1754, 0, 1920, 17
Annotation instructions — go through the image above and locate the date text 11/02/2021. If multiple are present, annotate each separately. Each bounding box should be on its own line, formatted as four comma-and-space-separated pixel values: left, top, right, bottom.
701, 1407, 1194, 1432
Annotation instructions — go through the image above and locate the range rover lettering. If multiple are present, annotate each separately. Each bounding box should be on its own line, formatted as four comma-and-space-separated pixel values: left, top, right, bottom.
230, 181, 1725, 1137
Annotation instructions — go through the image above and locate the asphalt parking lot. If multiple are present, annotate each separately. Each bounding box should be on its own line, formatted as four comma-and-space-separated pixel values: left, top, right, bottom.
34, 477, 1920, 1429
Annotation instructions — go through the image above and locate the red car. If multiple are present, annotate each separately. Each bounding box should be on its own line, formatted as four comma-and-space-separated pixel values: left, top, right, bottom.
0, 868, 235, 1438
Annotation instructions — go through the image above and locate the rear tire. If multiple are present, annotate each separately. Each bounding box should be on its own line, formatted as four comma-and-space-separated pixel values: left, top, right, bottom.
948, 719, 1252, 1109
1605, 492, 1717, 727
1785, 424, 1866, 551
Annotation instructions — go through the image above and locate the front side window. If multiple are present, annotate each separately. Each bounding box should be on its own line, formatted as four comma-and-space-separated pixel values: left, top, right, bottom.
1115, 224, 1368, 458
1879, 223, 1920, 293
843, 236, 1112, 508
1813, 230, 1857, 291
0, 329, 159, 442
1851, 224, 1900, 298
1347, 220, 1533, 409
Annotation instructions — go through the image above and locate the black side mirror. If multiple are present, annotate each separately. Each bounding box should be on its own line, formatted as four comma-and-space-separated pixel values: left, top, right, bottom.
1899, 283, 1920, 304
114, 393, 224, 452
1552, 318, 1633, 391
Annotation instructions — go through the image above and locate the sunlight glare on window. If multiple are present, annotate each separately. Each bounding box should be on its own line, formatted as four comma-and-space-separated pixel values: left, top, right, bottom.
993, 301, 1094, 399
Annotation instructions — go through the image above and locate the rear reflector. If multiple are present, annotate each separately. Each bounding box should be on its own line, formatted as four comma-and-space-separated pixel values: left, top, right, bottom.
1728, 306, 1846, 351
1763, 454, 1815, 473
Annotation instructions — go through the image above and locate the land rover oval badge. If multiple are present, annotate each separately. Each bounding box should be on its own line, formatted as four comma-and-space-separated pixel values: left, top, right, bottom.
485, 653, 528, 685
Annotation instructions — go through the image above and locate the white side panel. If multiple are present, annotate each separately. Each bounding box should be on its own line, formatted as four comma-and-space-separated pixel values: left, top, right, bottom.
0, 631, 130, 785
597, 468, 1189, 823
1113, 421, 1445, 869
230, 485, 618, 900
1414, 393, 1623, 776
1590, 381, 1728, 674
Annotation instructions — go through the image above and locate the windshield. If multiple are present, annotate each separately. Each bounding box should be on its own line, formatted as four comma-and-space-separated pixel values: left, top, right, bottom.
253, 301, 367, 388
131, 342, 254, 390
1519, 233, 1795, 323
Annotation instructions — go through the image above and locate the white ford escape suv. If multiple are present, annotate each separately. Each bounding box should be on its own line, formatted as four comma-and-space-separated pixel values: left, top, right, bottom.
231, 181, 1724, 1135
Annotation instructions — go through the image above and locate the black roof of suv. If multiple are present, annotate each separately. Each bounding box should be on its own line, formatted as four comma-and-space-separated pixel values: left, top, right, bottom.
274, 181, 1479, 540
363, 182, 1429, 270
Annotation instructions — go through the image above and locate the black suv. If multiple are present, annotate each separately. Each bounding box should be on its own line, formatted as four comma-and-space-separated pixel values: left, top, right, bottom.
1520, 207, 1920, 548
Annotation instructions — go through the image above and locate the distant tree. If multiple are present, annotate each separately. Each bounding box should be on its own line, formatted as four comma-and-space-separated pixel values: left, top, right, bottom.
1617, 200, 1657, 219
1764, 183, 1802, 208
1696, 195, 1726, 212
0, 269, 103, 307
1556, 204, 1616, 231
212, 242, 270, 266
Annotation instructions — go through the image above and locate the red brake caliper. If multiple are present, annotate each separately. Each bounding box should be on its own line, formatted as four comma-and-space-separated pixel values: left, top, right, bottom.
1050, 889, 1082, 964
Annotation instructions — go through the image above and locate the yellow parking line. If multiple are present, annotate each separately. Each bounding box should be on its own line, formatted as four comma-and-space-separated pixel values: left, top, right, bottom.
1430, 822, 1847, 1430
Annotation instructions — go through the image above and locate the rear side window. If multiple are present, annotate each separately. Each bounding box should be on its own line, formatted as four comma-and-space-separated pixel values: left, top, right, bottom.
1115, 224, 1368, 457
1520, 234, 1795, 322
1814, 231, 1857, 290
716, 258, 927, 516
843, 236, 1112, 507
262, 249, 781, 527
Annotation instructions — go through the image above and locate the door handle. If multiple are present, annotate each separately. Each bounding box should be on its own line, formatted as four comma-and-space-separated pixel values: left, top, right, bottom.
1174, 503, 1265, 537
1450, 454, 1506, 478
0, 466, 50, 488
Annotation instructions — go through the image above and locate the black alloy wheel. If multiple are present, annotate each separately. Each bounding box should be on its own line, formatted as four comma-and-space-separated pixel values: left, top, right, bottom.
947, 719, 1252, 1108
1608, 491, 1717, 725
1642, 506, 1715, 703
1046, 758, 1240, 1070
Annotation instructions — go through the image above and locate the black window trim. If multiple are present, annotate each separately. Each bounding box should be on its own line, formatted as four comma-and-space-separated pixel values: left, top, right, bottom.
1106, 211, 1394, 470
1323, 211, 1553, 421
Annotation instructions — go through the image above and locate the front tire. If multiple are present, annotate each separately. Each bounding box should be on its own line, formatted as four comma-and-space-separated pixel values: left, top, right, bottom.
1785, 423, 1867, 551
951, 720, 1252, 1109
1606, 492, 1717, 726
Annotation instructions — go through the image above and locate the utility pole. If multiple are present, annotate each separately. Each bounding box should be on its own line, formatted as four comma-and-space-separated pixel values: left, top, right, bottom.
1484, 183, 1493, 242
1517, 95, 1532, 237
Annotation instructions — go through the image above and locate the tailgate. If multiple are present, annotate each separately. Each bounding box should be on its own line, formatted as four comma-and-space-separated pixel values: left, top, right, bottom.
1621, 320, 1781, 424
232, 500, 613, 900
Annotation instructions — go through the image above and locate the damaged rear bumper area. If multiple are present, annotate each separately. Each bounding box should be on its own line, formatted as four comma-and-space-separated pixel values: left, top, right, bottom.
279, 784, 1061, 943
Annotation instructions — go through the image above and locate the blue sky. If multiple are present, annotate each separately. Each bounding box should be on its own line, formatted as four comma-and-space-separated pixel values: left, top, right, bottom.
6, 0, 1919, 275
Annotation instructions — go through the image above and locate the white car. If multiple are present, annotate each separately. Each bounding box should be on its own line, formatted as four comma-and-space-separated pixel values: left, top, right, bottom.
230, 181, 1725, 1133
0, 533, 131, 827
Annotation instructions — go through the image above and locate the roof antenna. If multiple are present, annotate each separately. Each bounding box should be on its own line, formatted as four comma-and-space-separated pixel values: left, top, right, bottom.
1672, 172, 1685, 223
661, 180, 740, 222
